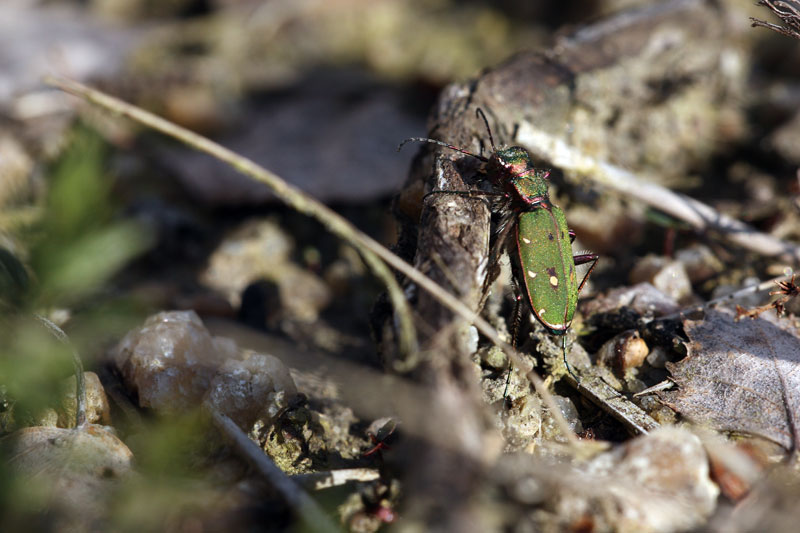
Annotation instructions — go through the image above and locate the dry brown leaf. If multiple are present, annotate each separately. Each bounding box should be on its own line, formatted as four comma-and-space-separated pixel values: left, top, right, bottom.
659, 309, 800, 449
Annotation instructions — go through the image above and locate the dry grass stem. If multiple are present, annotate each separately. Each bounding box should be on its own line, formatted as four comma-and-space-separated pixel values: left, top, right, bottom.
46, 76, 581, 446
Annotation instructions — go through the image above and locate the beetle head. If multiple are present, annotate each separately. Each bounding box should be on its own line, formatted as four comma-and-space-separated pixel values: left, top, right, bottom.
490, 147, 550, 201
491, 146, 532, 175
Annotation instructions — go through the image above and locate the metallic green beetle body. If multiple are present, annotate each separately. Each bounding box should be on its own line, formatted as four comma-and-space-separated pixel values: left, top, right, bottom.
398, 109, 598, 382
486, 146, 580, 335
516, 206, 577, 333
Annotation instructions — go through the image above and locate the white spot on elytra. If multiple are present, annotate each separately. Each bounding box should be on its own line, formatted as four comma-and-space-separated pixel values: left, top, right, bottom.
528, 270, 537, 279
522, 237, 531, 244
549, 275, 559, 286
539, 308, 546, 316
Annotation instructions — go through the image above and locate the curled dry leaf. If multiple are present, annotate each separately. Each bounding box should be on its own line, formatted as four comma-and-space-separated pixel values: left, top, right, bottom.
658, 309, 800, 449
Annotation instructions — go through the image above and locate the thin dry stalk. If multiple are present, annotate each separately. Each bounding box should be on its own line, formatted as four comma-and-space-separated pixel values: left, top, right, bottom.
751, 0, 800, 40
46, 77, 581, 447
44, 77, 418, 362
208, 408, 340, 533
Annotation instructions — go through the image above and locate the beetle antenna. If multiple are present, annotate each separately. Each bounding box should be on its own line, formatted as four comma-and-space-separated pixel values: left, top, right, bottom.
475, 108, 496, 152
398, 137, 489, 162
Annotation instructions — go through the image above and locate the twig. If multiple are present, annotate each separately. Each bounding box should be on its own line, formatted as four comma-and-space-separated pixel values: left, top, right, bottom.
709, 271, 794, 309
561, 371, 660, 436
517, 123, 800, 263
33, 313, 86, 428
735, 273, 800, 319
45, 76, 581, 447
751, 0, 800, 40
208, 408, 340, 533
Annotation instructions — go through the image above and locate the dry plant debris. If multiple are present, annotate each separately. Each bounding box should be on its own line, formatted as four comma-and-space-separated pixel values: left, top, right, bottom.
751, 0, 800, 40
8, 0, 800, 531
659, 308, 800, 450
736, 274, 800, 320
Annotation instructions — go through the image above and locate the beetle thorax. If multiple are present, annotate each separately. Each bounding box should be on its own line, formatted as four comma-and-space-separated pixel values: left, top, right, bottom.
489, 147, 550, 206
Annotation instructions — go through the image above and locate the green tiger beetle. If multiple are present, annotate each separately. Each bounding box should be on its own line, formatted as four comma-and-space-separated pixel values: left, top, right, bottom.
399, 109, 598, 395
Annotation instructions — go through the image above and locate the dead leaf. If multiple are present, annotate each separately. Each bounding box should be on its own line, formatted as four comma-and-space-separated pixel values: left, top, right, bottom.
659, 309, 800, 449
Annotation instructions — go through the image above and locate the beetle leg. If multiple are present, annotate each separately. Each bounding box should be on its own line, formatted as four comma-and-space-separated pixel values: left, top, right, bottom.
557, 253, 598, 385
423, 189, 506, 209
503, 291, 525, 399
575, 255, 599, 295
562, 335, 580, 385
477, 209, 516, 311
573, 253, 597, 266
